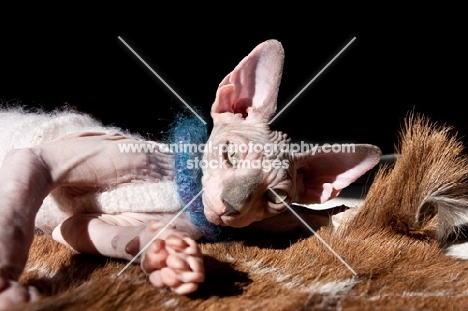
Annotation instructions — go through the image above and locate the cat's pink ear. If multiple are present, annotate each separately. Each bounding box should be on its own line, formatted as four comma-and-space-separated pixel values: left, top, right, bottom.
211, 40, 284, 122
292, 145, 381, 204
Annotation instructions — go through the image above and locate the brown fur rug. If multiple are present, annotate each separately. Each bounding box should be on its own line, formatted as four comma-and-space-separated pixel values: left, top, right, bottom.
17, 116, 468, 310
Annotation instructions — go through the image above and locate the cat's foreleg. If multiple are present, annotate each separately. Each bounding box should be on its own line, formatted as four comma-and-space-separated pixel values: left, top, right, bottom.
52, 213, 205, 294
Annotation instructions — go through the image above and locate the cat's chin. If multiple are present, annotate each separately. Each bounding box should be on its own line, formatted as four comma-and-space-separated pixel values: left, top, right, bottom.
205, 209, 250, 228
204, 209, 225, 226
203, 195, 255, 227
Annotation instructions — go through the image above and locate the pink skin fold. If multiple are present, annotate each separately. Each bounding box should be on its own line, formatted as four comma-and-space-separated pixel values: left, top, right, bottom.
0, 39, 380, 309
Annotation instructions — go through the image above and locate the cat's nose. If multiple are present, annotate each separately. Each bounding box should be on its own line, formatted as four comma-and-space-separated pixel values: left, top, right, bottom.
221, 198, 241, 216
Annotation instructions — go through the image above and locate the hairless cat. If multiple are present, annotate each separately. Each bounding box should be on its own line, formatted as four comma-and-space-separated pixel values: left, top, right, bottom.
0, 39, 381, 309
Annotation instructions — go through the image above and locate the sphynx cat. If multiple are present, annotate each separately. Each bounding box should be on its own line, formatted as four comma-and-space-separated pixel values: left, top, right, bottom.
0, 39, 381, 308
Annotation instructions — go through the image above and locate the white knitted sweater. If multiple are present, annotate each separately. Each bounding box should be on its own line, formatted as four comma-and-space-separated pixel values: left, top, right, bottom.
0, 107, 182, 233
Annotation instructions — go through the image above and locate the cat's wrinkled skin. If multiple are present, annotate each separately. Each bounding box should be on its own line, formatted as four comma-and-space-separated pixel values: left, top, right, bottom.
0, 40, 380, 310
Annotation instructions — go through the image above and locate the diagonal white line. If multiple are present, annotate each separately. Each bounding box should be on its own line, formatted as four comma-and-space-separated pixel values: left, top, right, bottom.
268, 188, 357, 276
117, 36, 207, 125
117, 188, 204, 276
269, 37, 356, 124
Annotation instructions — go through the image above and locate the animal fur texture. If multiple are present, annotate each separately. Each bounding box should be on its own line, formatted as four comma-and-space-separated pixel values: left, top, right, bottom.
0, 39, 381, 309
12, 114, 468, 310
4, 38, 468, 309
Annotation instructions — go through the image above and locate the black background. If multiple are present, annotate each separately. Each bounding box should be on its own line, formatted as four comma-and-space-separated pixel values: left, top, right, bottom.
1, 5, 465, 155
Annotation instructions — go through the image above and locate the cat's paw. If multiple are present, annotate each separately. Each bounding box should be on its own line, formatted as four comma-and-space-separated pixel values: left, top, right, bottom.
0, 278, 39, 311
140, 221, 204, 295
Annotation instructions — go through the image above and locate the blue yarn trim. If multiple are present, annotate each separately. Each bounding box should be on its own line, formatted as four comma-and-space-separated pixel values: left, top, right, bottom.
168, 112, 229, 242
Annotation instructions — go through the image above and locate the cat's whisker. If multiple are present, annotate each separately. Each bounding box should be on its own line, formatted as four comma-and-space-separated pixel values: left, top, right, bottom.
268, 188, 358, 276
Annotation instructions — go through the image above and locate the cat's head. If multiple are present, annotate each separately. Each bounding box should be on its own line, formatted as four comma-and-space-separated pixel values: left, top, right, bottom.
201, 40, 381, 228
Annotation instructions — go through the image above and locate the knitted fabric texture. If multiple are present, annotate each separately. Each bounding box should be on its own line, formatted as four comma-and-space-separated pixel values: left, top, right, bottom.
169, 113, 229, 241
